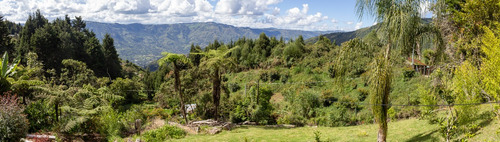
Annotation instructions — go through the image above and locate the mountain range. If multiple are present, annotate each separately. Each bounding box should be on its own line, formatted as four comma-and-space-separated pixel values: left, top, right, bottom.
86, 22, 337, 66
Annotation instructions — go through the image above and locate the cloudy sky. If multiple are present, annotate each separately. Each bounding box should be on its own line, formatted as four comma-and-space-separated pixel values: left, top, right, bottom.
0, 0, 430, 31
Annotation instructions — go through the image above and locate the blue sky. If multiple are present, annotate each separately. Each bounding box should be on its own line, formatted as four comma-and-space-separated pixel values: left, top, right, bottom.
0, 0, 409, 31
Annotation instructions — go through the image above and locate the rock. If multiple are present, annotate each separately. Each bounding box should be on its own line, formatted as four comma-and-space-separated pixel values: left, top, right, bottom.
135, 138, 141, 142
242, 121, 256, 125
282, 124, 296, 128
192, 119, 217, 126
193, 126, 200, 133
222, 123, 233, 130
208, 127, 222, 135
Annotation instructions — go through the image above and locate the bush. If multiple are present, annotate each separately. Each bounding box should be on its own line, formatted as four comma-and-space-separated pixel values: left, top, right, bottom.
24, 100, 55, 132
228, 83, 241, 92
141, 125, 186, 141
110, 78, 145, 105
98, 108, 123, 138
269, 70, 281, 82
403, 69, 416, 81
0, 93, 29, 142
230, 87, 275, 124
143, 108, 173, 119
259, 71, 269, 82
280, 71, 290, 84
277, 114, 306, 126
295, 90, 321, 119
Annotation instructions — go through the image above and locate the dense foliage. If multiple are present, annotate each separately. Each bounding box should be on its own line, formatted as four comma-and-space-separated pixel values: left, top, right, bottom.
0, 1, 499, 141
0, 93, 29, 142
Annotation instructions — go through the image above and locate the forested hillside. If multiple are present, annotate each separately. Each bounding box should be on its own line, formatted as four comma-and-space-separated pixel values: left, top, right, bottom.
1, 0, 500, 142
86, 22, 334, 66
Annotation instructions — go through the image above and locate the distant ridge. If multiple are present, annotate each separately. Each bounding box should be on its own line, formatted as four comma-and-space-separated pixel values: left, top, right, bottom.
86, 21, 334, 66
306, 18, 433, 45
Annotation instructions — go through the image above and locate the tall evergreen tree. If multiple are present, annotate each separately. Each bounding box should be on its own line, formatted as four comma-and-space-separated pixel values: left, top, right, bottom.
30, 24, 61, 71
102, 34, 122, 79
188, 44, 202, 67
0, 16, 14, 54
18, 10, 48, 61
84, 36, 106, 77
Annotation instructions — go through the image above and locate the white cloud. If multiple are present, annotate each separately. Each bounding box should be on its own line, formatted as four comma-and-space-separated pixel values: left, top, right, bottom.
355, 22, 363, 30
273, 4, 328, 28
214, 0, 281, 15
346, 21, 353, 25
0, 0, 336, 31
331, 19, 337, 24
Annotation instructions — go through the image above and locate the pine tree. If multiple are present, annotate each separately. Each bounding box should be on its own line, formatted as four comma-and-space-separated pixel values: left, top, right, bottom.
102, 34, 122, 79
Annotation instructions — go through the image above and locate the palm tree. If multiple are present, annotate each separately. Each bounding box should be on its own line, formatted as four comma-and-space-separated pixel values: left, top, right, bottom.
158, 52, 191, 124
197, 46, 237, 120
356, 0, 439, 141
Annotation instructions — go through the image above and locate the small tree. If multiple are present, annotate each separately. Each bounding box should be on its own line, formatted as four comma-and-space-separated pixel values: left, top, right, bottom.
158, 52, 191, 123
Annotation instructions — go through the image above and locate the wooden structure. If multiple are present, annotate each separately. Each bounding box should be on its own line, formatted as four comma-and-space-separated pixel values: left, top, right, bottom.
407, 57, 433, 75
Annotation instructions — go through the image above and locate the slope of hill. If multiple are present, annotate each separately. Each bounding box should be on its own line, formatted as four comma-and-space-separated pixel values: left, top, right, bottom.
306, 24, 379, 45
307, 18, 432, 45
86, 22, 333, 66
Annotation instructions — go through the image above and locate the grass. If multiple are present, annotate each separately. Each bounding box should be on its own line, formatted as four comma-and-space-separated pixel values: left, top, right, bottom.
470, 118, 500, 141
170, 118, 444, 142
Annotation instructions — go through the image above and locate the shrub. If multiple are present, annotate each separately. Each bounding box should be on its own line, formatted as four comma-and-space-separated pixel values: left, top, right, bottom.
121, 107, 146, 134
141, 125, 186, 141
98, 108, 123, 138
277, 114, 306, 126
259, 71, 269, 82
228, 83, 241, 92
269, 70, 281, 82
295, 90, 321, 118
403, 69, 415, 81
280, 71, 290, 84
0, 93, 29, 142
230, 87, 275, 124
24, 100, 55, 132
143, 108, 172, 119
250, 88, 275, 124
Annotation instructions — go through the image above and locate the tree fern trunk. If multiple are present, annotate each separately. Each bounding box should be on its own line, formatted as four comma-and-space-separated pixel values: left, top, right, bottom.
174, 62, 188, 124
55, 103, 59, 122
212, 68, 221, 120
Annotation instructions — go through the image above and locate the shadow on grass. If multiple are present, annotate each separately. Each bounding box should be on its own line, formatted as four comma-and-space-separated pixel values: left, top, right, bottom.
405, 129, 440, 142
261, 125, 299, 130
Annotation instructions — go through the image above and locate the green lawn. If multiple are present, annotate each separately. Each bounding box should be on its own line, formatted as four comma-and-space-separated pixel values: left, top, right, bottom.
171, 119, 443, 142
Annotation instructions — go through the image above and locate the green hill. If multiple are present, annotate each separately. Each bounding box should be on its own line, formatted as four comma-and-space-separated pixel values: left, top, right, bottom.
306, 24, 379, 45
307, 18, 432, 45
86, 22, 333, 66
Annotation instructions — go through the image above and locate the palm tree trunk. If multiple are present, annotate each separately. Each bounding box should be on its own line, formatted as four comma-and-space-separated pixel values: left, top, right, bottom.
174, 62, 188, 124
212, 68, 221, 120
377, 35, 392, 142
